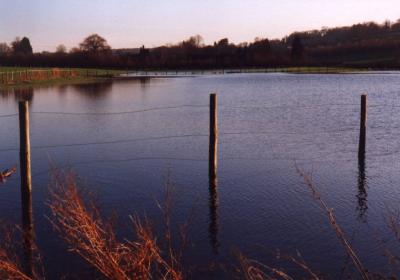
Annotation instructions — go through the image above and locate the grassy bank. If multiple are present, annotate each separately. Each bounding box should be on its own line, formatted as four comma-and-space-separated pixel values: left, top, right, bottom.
0, 67, 124, 88
0, 66, 378, 89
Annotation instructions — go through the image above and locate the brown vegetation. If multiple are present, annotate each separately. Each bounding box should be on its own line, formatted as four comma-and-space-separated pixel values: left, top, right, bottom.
2, 168, 400, 278
0, 224, 39, 280
0, 255, 31, 280
48, 171, 183, 280
0, 166, 16, 184
296, 166, 370, 280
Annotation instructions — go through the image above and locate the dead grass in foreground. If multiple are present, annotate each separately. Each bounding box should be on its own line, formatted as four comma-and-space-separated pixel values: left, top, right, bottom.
2, 168, 400, 279
47, 171, 183, 280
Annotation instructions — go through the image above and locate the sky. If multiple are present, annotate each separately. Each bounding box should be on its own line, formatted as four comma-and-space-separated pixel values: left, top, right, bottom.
1, 0, 399, 52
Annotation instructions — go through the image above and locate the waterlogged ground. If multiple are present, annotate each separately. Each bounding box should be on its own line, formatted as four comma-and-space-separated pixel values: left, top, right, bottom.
1, 73, 400, 278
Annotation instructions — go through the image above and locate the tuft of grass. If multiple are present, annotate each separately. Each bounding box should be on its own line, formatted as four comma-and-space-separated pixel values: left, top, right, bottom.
47, 170, 183, 280
0, 67, 123, 88
0, 253, 32, 280
0, 224, 39, 280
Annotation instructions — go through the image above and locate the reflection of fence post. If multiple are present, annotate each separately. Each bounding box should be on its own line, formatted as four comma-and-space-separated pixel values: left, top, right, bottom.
358, 95, 367, 159
19, 101, 32, 201
208, 175, 219, 253
21, 181, 34, 278
209, 94, 218, 179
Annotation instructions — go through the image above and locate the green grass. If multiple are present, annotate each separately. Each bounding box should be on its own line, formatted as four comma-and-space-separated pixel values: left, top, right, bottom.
224, 67, 369, 74
0, 67, 123, 74
0, 67, 124, 88
0, 66, 375, 89
277, 66, 368, 74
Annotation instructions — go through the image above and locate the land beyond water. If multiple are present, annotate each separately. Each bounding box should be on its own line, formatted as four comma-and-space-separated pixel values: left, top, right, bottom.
0, 66, 372, 88
0, 67, 123, 88
2, 19, 400, 72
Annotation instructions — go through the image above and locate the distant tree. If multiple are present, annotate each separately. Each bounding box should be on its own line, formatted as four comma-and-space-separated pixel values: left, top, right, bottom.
139, 45, 149, 56
217, 38, 229, 47
69, 47, 81, 53
56, 44, 67, 53
11, 37, 33, 54
182, 35, 204, 48
383, 20, 392, 31
79, 34, 111, 53
0, 43, 11, 54
291, 35, 304, 61
252, 38, 270, 51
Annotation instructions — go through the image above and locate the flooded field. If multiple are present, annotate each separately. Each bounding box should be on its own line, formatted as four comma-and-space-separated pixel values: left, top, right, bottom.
1, 73, 400, 278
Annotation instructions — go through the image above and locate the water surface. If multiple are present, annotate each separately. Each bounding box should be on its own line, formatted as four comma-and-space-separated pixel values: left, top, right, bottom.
1, 73, 400, 278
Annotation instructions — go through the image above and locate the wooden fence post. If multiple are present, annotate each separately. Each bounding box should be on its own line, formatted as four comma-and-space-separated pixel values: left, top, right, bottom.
358, 95, 367, 158
19, 101, 34, 278
19, 101, 32, 203
209, 93, 218, 179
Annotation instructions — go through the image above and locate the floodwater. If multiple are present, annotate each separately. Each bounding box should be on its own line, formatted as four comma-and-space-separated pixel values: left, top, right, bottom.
1, 73, 400, 278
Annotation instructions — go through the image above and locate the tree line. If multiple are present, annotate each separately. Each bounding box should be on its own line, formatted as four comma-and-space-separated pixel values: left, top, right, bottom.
1, 18, 400, 70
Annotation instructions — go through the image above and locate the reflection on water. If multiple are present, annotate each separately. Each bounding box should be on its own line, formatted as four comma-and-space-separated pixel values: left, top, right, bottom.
1, 74, 400, 278
208, 176, 219, 254
21, 187, 34, 277
357, 157, 368, 222
139, 77, 151, 88
71, 81, 113, 99
15, 88, 34, 102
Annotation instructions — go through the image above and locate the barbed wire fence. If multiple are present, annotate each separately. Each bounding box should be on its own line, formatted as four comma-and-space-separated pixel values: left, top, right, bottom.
0, 93, 391, 185
0, 66, 375, 85
0, 68, 116, 85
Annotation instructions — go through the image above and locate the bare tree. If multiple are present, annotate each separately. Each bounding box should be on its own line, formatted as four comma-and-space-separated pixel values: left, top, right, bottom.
56, 44, 67, 53
0, 43, 11, 54
69, 47, 81, 54
79, 34, 111, 53
181, 35, 204, 48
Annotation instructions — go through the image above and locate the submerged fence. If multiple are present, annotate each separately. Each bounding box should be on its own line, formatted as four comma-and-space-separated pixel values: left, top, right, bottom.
0, 67, 363, 85
1, 93, 372, 194
0, 92, 379, 268
125, 67, 362, 77
0, 93, 373, 179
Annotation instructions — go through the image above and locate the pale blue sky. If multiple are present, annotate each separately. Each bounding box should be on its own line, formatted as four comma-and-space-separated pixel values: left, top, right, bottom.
1, 0, 399, 52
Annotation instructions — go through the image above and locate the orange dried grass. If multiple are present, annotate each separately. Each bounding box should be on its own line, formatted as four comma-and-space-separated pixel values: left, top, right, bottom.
48, 171, 183, 280
0, 226, 33, 280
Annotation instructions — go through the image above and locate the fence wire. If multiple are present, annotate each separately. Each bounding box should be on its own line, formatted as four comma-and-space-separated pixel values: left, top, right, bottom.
1, 99, 400, 170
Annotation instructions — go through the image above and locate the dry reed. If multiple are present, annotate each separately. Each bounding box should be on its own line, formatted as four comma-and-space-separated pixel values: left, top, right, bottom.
47, 170, 183, 280
0, 225, 34, 280
295, 165, 370, 280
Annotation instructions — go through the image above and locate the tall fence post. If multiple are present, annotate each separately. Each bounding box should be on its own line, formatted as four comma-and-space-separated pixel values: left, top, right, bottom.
209, 93, 218, 179
19, 101, 32, 202
18, 100, 34, 277
358, 95, 367, 159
